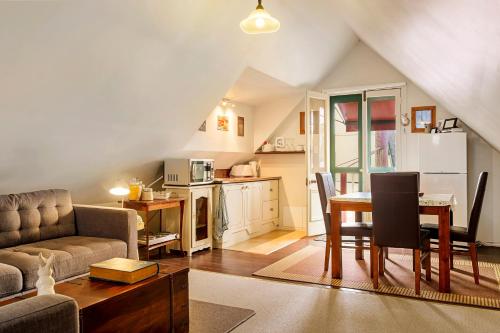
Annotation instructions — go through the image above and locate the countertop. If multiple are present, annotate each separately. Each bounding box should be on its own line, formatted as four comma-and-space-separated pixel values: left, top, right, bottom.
214, 176, 281, 184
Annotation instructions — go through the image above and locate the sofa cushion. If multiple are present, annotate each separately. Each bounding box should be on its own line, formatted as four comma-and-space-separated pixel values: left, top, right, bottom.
0, 189, 75, 248
0, 236, 127, 290
0, 263, 22, 298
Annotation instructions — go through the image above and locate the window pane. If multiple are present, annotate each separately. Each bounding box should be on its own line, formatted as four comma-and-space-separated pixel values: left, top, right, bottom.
309, 98, 326, 173
334, 172, 360, 222
334, 101, 360, 168
368, 97, 396, 171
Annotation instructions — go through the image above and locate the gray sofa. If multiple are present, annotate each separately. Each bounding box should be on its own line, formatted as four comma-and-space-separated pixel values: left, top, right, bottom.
0, 189, 138, 298
0, 294, 79, 333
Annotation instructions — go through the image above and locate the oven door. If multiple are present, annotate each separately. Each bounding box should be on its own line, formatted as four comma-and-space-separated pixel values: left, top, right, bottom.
190, 160, 207, 184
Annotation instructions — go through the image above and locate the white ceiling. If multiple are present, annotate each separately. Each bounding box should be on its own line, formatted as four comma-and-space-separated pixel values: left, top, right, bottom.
0, 0, 356, 202
225, 67, 303, 107
333, 0, 500, 151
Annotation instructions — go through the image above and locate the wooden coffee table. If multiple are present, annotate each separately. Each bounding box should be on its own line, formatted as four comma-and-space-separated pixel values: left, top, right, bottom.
0, 263, 189, 333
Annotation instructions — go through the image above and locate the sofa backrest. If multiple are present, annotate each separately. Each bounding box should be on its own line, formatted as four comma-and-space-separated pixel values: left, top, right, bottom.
0, 189, 75, 248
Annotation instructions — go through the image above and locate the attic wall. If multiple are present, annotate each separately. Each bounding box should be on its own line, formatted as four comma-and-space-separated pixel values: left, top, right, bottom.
0, 0, 356, 203
317, 42, 500, 245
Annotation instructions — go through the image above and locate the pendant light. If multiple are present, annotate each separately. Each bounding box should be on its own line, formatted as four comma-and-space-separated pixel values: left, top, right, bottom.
240, 0, 280, 34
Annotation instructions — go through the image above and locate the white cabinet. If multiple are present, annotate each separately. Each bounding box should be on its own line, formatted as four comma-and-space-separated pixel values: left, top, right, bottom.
215, 179, 280, 248
163, 185, 214, 256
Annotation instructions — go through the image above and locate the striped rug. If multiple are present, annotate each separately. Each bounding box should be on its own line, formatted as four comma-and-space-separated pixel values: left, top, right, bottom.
253, 245, 500, 309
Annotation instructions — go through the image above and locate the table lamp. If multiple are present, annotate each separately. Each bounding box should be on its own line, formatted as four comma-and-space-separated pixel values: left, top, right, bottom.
109, 187, 130, 208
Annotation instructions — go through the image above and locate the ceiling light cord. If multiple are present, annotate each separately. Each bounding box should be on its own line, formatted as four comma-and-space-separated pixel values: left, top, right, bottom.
256, 0, 264, 10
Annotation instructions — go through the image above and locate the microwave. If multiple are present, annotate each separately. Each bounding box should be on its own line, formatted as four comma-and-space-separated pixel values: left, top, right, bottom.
163, 159, 215, 186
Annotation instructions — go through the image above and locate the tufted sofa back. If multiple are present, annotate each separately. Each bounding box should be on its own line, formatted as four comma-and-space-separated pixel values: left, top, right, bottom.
0, 189, 75, 248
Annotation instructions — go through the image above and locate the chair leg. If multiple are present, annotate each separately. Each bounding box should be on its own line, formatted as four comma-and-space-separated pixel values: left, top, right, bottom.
355, 236, 364, 260
469, 242, 480, 284
324, 234, 331, 272
373, 245, 379, 289
412, 252, 415, 272
424, 239, 431, 282
378, 247, 385, 276
450, 242, 454, 269
414, 249, 421, 295
369, 238, 375, 278
384, 247, 389, 259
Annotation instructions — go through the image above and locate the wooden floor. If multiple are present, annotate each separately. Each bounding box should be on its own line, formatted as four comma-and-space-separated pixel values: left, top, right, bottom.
156, 237, 500, 278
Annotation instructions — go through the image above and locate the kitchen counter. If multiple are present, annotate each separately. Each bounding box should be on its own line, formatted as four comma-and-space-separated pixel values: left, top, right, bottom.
214, 176, 281, 184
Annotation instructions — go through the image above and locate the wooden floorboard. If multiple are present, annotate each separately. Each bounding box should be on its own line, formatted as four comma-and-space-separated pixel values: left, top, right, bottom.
155, 236, 500, 278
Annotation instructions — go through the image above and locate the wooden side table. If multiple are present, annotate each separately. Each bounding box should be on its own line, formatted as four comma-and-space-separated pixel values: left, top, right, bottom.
124, 198, 185, 260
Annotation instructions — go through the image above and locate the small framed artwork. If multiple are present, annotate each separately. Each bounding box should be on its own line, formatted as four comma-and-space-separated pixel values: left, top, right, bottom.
217, 115, 229, 131
411, 106, 436, 133
198, 120, 206, 132
430, 127, 439, 134
442, 117, 458, 130
299, 112, 305, 135
237, 116, 244, 137
275, 137, 285, 149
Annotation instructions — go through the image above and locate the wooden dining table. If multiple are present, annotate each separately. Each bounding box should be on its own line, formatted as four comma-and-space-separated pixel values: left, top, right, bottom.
329, 192, 455, 293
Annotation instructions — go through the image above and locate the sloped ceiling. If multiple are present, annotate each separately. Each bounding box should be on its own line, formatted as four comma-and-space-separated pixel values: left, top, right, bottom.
333, 0, 500, 151
0, 0, 356, 202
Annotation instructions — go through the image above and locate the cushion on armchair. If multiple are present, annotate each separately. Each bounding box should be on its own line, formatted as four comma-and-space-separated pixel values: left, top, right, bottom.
0, 189, 75, 249
0, 236, 126, 290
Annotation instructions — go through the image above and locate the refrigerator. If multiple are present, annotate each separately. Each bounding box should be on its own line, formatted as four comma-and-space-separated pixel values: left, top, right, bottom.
418, 133, 468, 227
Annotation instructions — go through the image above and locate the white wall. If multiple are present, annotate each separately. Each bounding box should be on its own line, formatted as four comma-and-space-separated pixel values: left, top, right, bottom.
317, 41, 499, 245
0, 0, 356, 204
258, 103, 307, 230
184, 103, 254, 154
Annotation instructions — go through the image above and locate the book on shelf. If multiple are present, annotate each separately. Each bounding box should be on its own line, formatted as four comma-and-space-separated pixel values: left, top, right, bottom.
89, 258, 159, 284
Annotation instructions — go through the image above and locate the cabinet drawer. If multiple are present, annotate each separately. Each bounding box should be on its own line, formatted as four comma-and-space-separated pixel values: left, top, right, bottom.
262, 200, 278, 220
262, 180, 278, 201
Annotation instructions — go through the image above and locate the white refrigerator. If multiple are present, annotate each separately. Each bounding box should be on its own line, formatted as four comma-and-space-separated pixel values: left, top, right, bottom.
418, 133, 468, 227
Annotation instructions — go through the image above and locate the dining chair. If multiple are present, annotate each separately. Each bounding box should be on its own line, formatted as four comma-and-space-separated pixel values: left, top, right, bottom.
371, 172, 431, 295
421, 172, 488, 284
316, 172, 373, 273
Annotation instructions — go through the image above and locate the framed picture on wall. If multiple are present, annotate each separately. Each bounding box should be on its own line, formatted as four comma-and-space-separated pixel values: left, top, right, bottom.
238, 116, 244, 137
217, 115, 229, 131
411, 106, 436, 133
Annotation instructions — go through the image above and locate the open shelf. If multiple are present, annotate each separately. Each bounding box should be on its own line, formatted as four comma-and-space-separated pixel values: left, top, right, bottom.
255, 150, 305, 155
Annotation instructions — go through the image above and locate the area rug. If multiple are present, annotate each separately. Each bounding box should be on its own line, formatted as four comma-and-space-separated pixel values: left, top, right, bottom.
190, 300, 255, 333
226, 230, 306, 255
253, 245, 500, 309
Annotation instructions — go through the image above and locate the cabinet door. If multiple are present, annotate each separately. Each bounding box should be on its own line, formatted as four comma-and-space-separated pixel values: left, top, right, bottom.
262, 180, 278, 201
244, 182, 262, 227
223, 185, 245, 232
191, 188, 212, 248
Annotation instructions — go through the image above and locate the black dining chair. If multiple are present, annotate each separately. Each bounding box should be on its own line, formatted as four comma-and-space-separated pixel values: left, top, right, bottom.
421, 172, 488, 284
371, 172, 431, 295
316, 172, 374, 273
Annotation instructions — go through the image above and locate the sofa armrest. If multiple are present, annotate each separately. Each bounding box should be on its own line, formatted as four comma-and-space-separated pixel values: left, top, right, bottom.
73, 205, 138, 259
0, 295, 78, 333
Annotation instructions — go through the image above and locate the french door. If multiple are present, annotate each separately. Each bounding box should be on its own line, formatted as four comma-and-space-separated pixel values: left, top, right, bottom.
306, 91, 329, 236
329, 89, 401, 221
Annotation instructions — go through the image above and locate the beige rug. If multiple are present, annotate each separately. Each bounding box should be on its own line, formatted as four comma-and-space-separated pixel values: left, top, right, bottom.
253, 245, 500, 309
190, 300, 255, 333
226, 230, 306, 255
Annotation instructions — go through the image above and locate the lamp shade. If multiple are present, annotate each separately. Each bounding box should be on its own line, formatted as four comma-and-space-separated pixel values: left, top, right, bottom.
109, 187, 130, 196
240, 4, 280, 34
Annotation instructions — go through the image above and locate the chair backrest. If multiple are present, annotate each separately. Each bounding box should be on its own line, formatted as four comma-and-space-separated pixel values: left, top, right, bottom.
315, 172, 335, 235
371, 172, 421, 249
468, 172, 488, 241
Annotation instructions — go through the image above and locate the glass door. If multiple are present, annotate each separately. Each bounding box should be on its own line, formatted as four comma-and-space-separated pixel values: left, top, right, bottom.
306, 90, 329, 236
364, 89, 401, 190
330, 94, 363, 223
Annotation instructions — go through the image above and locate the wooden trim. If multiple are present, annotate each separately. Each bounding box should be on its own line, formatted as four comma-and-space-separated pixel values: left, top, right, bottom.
323, 82, 406, 96
411, 105, 436, 133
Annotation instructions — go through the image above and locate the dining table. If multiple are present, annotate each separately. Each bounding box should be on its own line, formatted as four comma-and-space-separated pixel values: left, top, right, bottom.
329, 192, 455, 293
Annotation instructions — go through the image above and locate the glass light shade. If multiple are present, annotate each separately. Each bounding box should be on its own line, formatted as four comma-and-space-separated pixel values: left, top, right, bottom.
109, 187, 130, 196
240, 8, 280, 34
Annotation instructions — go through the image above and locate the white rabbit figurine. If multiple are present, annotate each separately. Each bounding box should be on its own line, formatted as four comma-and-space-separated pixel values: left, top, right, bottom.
36, 253, 56, 295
